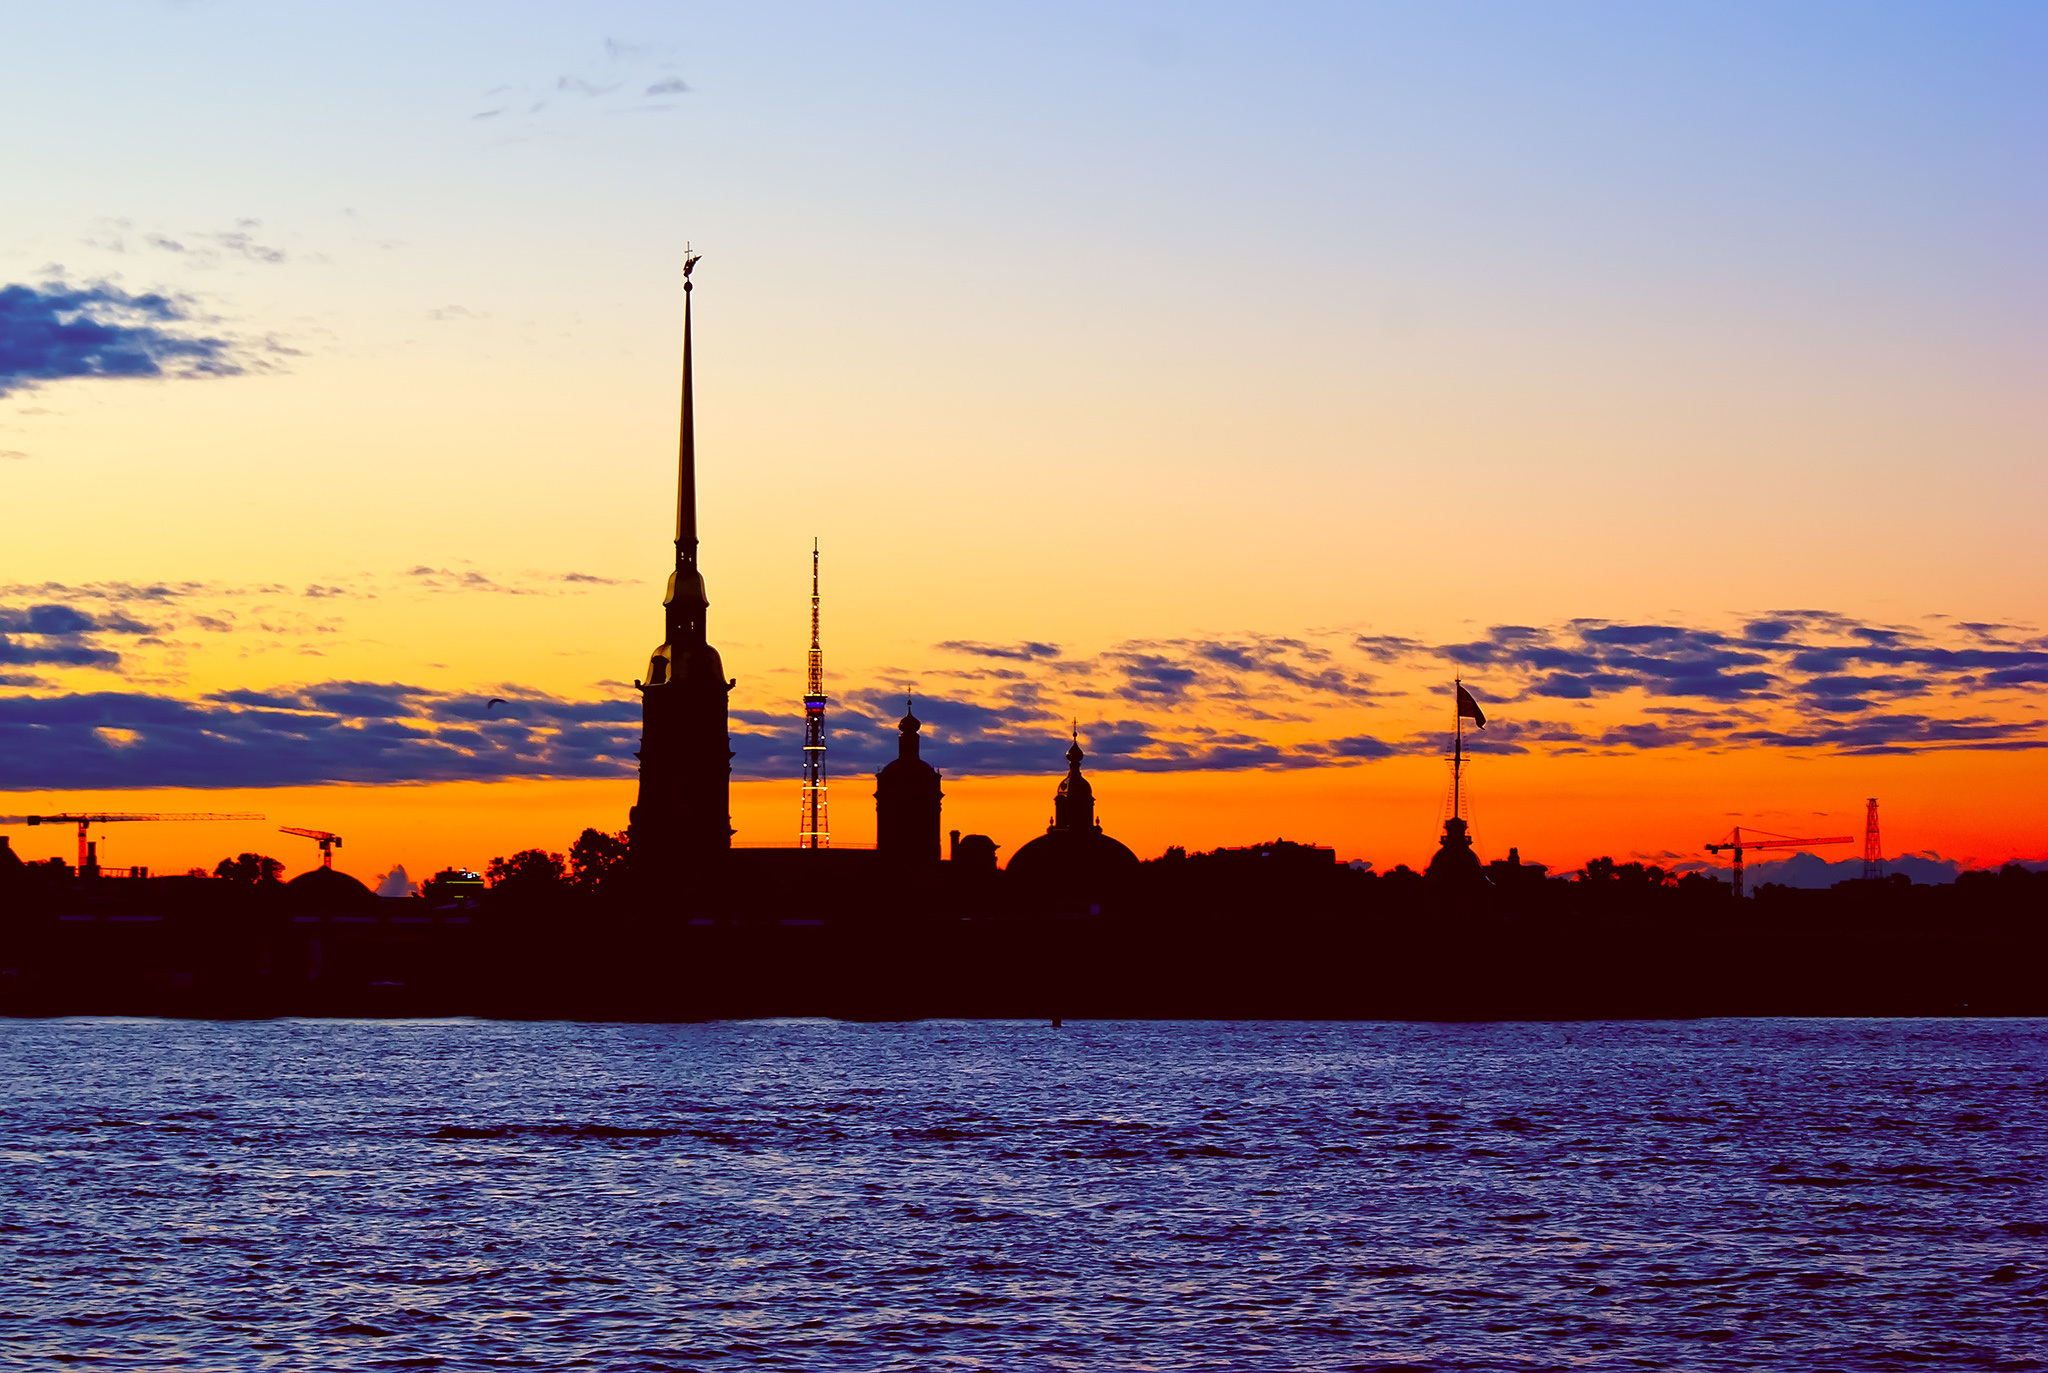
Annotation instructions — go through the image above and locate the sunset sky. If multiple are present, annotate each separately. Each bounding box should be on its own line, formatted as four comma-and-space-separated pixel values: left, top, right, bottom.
3, 1, 2043, 887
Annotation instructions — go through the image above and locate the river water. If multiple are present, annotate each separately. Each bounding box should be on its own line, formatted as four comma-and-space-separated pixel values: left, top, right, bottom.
0, 1019, 2042, 1371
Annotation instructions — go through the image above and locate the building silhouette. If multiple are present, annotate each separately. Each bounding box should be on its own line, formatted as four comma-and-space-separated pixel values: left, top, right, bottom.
875, 701, 943, 866
1425, 815, 1485, 883
949, 831, 1000, 871
1006, 731, 1139, 912
629, 254, 735, 892
1427, 680, 1488, 885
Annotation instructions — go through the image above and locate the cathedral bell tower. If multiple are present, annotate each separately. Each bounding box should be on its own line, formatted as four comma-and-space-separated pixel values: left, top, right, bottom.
629, 252, 735, 889
875, 699, 943, 866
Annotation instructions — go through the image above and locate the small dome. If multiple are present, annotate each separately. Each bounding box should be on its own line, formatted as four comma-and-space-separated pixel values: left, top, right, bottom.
1007, 826, 1139, 878
952, 833, 1000, 871
1006, 826, 1141, 912
285, 866, 377, 905
1425, 817, 1486, 884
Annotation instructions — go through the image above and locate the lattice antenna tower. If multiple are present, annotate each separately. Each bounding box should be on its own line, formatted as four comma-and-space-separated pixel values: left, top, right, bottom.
799, 540, 829, 848
1862, 797, 1882, 880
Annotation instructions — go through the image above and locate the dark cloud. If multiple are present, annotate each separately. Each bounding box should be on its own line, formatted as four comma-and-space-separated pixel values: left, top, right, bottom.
0, 638, 118, 668
1353, 633, 1429, 663
0, 600, 153, 670
406, 566, 533, 594
406, 566, 624, 595
1528, 671, 1636, 699
8, 599, 2043, 788
952, 633, 1390, 714
144, 229, 287, 266
1787, 641, 2048, 680
1798, 674, 1929, 700
0, 280, 246, 397
1109, 652, 1202, 701
0, 580, 209, 604
936, 640, 1063, 661
0, 682, 643, 790
1417, 615, 2048, 737
910, 612, 2048, 767
1305, 734, 1400, 760
1728, 714, 2048, 756
0, 604, 148, 636
1593, 722, 1701, 750
1182, 637, 1370, 696
782, 689, 1322, 778
1445, 622, 1774, 702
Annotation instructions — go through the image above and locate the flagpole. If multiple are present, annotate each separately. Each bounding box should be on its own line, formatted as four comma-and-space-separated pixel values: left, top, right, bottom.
1452, 676, 1463, 822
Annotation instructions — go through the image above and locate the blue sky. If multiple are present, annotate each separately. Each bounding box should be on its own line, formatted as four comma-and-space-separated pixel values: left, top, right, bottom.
2, 1, 2043, 872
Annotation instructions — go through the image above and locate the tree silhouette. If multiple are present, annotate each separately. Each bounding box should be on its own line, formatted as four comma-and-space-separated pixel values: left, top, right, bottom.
485, 848, 566, 892
213, 853, 283, 885
568, 828, 628, 893
1579, 857, 1673, 887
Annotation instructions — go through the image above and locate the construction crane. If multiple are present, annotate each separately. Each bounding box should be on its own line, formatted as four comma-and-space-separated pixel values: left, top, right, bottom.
1862, 797, 1883, 880
0, 812, 263, 873
280, 827, 343, 868
1705, 825, 1853, 899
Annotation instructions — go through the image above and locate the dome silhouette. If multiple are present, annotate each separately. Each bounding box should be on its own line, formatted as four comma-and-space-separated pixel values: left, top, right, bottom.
285, 866, 377, 906
1005, 732, 1139, 909
1424, 816, 1486, 884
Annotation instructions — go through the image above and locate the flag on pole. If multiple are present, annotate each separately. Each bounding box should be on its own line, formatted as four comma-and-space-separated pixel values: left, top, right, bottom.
1456, 684, 1486, 728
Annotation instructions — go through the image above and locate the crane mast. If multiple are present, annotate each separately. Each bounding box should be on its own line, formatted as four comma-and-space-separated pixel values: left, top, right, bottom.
280, 827, 343, 868
1, 812, 262, 874
1705, 824, 1853, 899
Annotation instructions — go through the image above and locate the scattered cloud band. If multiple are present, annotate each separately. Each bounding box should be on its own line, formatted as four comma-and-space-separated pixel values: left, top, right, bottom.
0, 280, 247, 397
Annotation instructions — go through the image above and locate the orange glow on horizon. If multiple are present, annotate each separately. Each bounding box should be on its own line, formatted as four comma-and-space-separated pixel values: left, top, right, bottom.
4, 743, 2037, 890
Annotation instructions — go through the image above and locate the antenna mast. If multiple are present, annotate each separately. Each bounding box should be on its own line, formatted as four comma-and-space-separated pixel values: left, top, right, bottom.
1862, 797, 1883, 880
800, 540, 829, 848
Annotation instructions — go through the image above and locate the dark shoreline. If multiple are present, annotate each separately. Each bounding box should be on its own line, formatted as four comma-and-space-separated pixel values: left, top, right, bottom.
6, 855, 2043, 1021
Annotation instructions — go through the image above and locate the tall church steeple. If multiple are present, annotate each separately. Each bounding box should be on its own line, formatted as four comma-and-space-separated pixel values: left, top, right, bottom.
629, 252, 734, 887
664, 251, 708, 651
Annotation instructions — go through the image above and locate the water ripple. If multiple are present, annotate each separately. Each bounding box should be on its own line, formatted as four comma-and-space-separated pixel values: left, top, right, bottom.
0, 1018, 2042, 1370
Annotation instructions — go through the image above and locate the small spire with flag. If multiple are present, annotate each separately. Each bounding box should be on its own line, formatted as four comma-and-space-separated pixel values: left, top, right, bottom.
1456, 683, 1485, 729
1449, 677, 1487, 822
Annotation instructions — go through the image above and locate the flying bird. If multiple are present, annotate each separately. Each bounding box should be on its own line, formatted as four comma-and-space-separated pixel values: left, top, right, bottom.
485, 698, 508, 713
